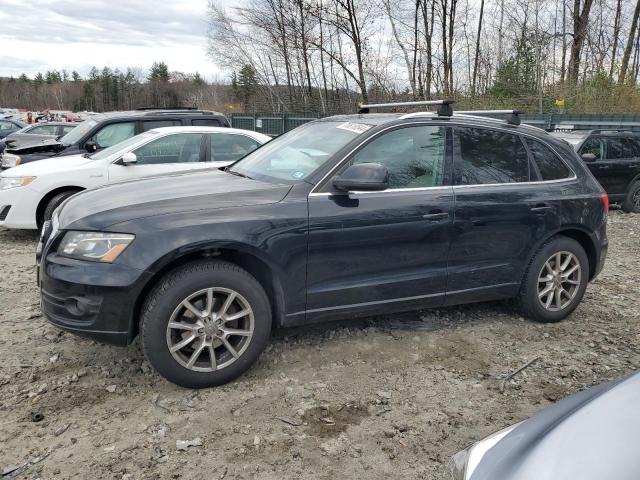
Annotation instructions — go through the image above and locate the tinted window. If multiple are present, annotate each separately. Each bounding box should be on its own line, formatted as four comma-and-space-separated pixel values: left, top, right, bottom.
210, 134, 259, 163
192, 119, 221, 127
93, 122, 136, 148
605, 138, 635, 159
580, 137, 603, 160
626, 138, 640, 156
526, 138, 571, 180
132, 133, 204, 165
351, 126, 446, 188
455, 128, 529, 184
142, 120, 181, 131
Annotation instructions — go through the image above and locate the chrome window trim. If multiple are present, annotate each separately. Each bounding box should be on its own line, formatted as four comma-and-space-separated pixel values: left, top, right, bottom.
309, 119, 577, 196
309, 185, 452, 198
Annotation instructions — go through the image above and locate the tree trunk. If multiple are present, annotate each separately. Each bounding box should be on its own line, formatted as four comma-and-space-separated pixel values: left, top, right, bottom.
609, 0, 622, 79
619, 0, 640, 85
567, 0, 594, 87
471, 0, 485, 96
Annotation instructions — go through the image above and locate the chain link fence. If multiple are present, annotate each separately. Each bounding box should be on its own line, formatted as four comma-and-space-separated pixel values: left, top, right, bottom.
231, 112, 640, 136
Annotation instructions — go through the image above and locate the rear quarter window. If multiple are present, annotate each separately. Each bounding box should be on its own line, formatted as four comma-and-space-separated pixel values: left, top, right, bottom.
526, 138, 572, 180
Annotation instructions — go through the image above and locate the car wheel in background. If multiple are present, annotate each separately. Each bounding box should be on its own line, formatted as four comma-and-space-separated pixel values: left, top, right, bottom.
519, 236, 589, 323
41, 190, 79, 229
141, 260, 272, 388
622, 181, 640, 213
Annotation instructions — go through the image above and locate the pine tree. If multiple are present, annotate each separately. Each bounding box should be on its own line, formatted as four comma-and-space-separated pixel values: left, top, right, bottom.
237, 65, 258, 110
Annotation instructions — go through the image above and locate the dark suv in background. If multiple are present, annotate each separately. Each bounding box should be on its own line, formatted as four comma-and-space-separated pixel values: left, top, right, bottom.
38, 101, 608, 388
1, 108, 230, 168
552, 130, 640, 212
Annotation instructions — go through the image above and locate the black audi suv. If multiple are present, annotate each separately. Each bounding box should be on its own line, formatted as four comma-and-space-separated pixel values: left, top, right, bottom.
37, 102, 609, 388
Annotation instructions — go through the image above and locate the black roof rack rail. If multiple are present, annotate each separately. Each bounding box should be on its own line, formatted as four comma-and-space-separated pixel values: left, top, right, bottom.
455, 109, 521, 126
358, 99, 455, 117
135, 107, 197, 111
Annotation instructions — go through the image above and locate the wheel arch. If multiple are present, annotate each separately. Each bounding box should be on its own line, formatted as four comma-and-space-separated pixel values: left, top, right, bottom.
36, 186, 85, 226
524, 227, 599, 283
131, 244, 287, 340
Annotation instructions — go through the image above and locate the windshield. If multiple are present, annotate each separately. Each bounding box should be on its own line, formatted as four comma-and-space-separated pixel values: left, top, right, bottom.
59, 118, 97, 146
90, 131, 159, 160
228, 121, 370, 183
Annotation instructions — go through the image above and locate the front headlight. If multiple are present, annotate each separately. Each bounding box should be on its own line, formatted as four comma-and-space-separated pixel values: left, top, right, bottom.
449, 423, 521, 480
57, 231, 135, 263
0, 153, 22, 168
0, 176, 35, 190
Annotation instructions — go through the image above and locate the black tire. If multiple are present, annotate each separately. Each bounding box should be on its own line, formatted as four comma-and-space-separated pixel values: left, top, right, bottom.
40, 191, 78, 229
141, 260, 272, 388
519, 236, 589, 323
622, 181, 640, 213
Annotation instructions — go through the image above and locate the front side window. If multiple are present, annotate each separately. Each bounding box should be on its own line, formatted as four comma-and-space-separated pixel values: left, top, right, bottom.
580, 137, 603, 160
454, 127, 529, 185
132, 133, 204, 165
93, 122, 136, 148
210, 134, 259, 163
350, 125, 446, 189
0, 121, 15, 132
526, 138, 571, 180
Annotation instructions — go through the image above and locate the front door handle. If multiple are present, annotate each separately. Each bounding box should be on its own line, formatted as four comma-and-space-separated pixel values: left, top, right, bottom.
423, 212, 450, 221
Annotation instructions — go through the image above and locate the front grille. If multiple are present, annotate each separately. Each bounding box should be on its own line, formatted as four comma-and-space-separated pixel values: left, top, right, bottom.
0, 205, 10, 221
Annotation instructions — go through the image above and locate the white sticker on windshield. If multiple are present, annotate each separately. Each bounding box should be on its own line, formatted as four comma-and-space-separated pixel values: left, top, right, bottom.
336, 122, 372, 134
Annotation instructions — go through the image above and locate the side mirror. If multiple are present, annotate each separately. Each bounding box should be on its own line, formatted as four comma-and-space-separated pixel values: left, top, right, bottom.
121, 152, 137, 165
85, 140, 97, 153
581, 153, 597, 163
333, 163, 389, 192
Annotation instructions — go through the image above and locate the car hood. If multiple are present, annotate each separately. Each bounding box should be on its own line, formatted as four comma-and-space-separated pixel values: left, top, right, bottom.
1, 154, 92, 176
7, 137, 63, 154
471, 372, 640, 480
57, 169, 293, 230
4, 133, 58, 150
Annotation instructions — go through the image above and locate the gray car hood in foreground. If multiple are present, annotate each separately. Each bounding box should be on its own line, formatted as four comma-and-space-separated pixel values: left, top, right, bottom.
471, 372, 640, 480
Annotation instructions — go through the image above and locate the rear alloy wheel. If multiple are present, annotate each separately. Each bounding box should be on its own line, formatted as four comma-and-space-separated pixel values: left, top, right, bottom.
622, 181, 640, 213
536, 251, 581, 312
142, 260, 271, 388
519, 236, 589, 323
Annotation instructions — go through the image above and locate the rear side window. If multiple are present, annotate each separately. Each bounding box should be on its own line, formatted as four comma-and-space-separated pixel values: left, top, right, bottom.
210, 134, 259, 163
192, 119, 221, 127
605, 138, 636, 159
526, 138, 571, 180
61, 125, 77, 135
454, 127, 529, 185
142, 120, 181, 131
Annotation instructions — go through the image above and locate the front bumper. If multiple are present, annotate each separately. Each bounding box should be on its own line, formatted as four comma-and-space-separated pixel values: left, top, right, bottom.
39, 246, 151, 346
0, 185, 40, 229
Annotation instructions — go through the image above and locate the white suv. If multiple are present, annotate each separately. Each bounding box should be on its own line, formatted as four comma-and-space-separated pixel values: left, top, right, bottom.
0, 126, 270, 229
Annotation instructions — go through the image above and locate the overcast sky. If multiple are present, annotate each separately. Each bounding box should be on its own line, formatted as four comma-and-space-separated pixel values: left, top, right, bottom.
0, 0, 226, 80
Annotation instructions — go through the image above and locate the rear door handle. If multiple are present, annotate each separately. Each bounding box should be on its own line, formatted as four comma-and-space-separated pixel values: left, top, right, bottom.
531, 204, 553, 214
423, 212, 450, 221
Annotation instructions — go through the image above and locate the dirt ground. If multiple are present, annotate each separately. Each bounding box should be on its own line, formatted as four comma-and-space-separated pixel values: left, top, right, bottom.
0, 211, 639, 480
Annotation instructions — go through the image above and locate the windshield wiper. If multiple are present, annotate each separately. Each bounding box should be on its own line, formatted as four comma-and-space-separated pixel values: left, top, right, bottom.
224, 167, 252, 180
81, 153, 91, 158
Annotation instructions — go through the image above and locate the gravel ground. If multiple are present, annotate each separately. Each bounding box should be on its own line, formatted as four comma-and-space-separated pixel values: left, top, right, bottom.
1, 211, 639, 479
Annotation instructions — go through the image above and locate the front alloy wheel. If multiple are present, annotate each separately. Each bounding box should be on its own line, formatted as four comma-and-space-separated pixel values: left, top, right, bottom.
167, 288, 254, 372
537, 251, 581, 312
141, 260, 272, 388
